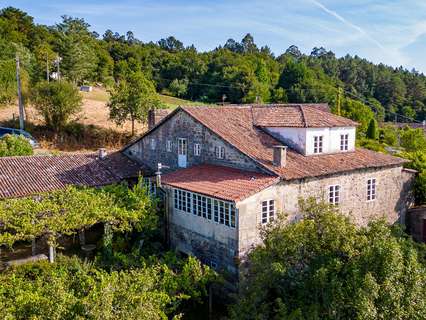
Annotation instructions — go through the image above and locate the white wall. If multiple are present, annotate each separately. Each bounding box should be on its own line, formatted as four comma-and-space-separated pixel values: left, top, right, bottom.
305, 126, 356, 155
266, 127, 306, 154
266, 126, 356, 156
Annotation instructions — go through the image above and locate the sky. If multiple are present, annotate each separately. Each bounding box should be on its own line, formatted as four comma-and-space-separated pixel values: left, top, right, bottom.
2, 0, 426, 73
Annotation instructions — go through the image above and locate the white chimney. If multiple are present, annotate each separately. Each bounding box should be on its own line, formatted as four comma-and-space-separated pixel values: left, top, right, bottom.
273, 146, 287, 167
98, 148, 107, 159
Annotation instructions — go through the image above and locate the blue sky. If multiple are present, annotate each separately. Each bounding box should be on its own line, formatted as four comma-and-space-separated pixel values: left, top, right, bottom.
3, 0, 426, 73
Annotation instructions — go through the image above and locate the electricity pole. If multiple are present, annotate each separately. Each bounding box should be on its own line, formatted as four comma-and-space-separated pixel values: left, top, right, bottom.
336, 87, 342, 116
56, 54, 60, 80
15, 54, 25, 130
46, 53, 49, 82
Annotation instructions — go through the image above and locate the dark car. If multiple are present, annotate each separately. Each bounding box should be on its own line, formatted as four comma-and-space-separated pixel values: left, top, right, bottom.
0, 127, 39, 148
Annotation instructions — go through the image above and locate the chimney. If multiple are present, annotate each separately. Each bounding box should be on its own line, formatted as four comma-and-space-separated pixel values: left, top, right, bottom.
273, 146, 287, 167
98, 148, 107, 159
148, 109, 155, 130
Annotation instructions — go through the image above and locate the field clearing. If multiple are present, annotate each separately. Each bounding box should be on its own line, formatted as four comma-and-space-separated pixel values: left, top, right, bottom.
0, 87, 206, 151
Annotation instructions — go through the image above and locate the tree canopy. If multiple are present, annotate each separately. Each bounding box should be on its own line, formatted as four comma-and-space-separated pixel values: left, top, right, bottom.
1, 6, 426, 123
230, 198, 426, 320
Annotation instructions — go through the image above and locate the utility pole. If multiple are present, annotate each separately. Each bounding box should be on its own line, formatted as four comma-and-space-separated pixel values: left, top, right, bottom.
15, 54, 25, 130
336, 87, 342, 116
56, 54, 60, 80
46, 53, 49, 82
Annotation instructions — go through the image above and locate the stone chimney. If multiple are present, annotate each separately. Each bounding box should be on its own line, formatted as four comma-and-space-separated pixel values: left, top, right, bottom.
98, 148, 107, 159
273, 146, 287, 167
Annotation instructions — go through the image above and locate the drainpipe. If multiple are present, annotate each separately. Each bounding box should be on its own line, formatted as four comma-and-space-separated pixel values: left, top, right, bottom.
156, 163, 171, 247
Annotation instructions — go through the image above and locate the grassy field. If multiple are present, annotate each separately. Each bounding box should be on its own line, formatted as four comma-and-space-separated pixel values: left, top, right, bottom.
0, 87, 205, 152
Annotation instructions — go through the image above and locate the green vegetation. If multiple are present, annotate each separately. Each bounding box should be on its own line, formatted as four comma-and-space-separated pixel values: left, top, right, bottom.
230, 198, 426, 319
31, 80, 83, 132
0, 179, 216, 319
1, 6, 426, 125
0, 179, 156, 248
108, 71, 160, 135
0, 134, 33, 156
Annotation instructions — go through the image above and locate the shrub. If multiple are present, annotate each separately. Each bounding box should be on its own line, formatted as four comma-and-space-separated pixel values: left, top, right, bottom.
31, 80, 82, 133
0, 134, 33, 157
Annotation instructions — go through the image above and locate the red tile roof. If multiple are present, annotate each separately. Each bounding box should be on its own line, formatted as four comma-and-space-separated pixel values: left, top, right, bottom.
182, 106, 408, 180
161, 164, 279, 201
0, 152, 143, 199
252, 104, 358, 127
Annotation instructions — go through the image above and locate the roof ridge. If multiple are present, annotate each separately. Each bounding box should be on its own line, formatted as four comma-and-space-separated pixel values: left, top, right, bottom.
299, 105, 308, 128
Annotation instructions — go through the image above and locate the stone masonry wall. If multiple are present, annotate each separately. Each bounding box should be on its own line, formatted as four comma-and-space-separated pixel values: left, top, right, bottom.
163, 188, 239, 274
124, 109, 262, 174
237, 165, 415, 257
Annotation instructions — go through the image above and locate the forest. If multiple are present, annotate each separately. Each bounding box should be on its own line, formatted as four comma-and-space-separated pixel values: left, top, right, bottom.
1, 6, 426, 124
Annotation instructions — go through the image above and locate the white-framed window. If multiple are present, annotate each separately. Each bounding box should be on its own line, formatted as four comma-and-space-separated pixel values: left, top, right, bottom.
313, 136, 323, 154
166, 140, 172, 152
261, 200, 275, 224
340, 134, 349, 151
329, 185, 340, 205
150, 138, 156, 150
174, 189, 236, 228
194, 143, 201, 156
215, 146, 225, 159
367, 178, 376, 201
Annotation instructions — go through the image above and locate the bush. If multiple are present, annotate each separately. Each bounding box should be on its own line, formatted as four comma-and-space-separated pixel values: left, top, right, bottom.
31, 80, 82, 133
230, 198, 426, 319
0, 134, 33, 157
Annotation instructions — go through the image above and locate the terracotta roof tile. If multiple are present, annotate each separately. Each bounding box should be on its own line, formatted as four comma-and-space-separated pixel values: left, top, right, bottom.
161, 164, 279, 201
0, 152, 143, 199
252, 104, 358, 127
182, 106, 408, 180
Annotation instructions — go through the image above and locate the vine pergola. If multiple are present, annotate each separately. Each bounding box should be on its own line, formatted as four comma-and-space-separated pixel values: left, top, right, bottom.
0, 179, 157, 262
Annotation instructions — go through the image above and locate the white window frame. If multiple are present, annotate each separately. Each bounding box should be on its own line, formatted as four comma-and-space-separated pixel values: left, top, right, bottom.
328, 185, 340, 205
166, 140, 172, 152
173, 188, 236, 228
215, 146, 225, 159
150, 138, 156, 150
340, 134, 349, 151
261, 199, 275, 224
313, 136, 323, 154
367, 178, 377, 201
194, 143, 201, 156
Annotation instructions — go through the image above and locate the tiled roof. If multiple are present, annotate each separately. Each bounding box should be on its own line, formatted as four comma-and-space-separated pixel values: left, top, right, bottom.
182, 106, 408, 180
161, 164, 279, 201
0, 152, 143, 199
252, 104, 358, 127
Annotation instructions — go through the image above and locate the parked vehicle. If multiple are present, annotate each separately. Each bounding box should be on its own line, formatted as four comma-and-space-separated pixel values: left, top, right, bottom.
0, 127, 39, 148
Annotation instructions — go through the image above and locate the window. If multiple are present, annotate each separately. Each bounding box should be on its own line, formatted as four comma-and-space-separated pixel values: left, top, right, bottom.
340, 134, 349, 151
174, 189, 191, 213
313, 136, 323, 154
194, 143, 201, 156
150, 138, 156, 150
367, 178, 376, 201
174, 189, 236, 228
261, 200, 275, 224
166, 140, 172, 152
215, 146, 225, 159
329, 185, 340, 205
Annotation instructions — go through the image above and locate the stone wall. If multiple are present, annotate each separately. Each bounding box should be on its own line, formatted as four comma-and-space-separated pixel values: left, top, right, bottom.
406, 206, 426, 243
125, 109, 262, 174
164, 188, 239, 274
237, 165, 415, 257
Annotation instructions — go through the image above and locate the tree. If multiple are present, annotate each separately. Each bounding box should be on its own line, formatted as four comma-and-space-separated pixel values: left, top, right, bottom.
168, 78, 188, 98
53, 16, 98, 84
0, 134, 33, 157
230, 198, 426, 319
31, 80, 82, 133
400, 127, 426, 152
366, 118, 379, 140
108, 72, 160, 135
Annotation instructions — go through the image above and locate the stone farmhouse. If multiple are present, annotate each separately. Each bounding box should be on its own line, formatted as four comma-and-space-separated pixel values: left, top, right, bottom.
122, 104, 415, 274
